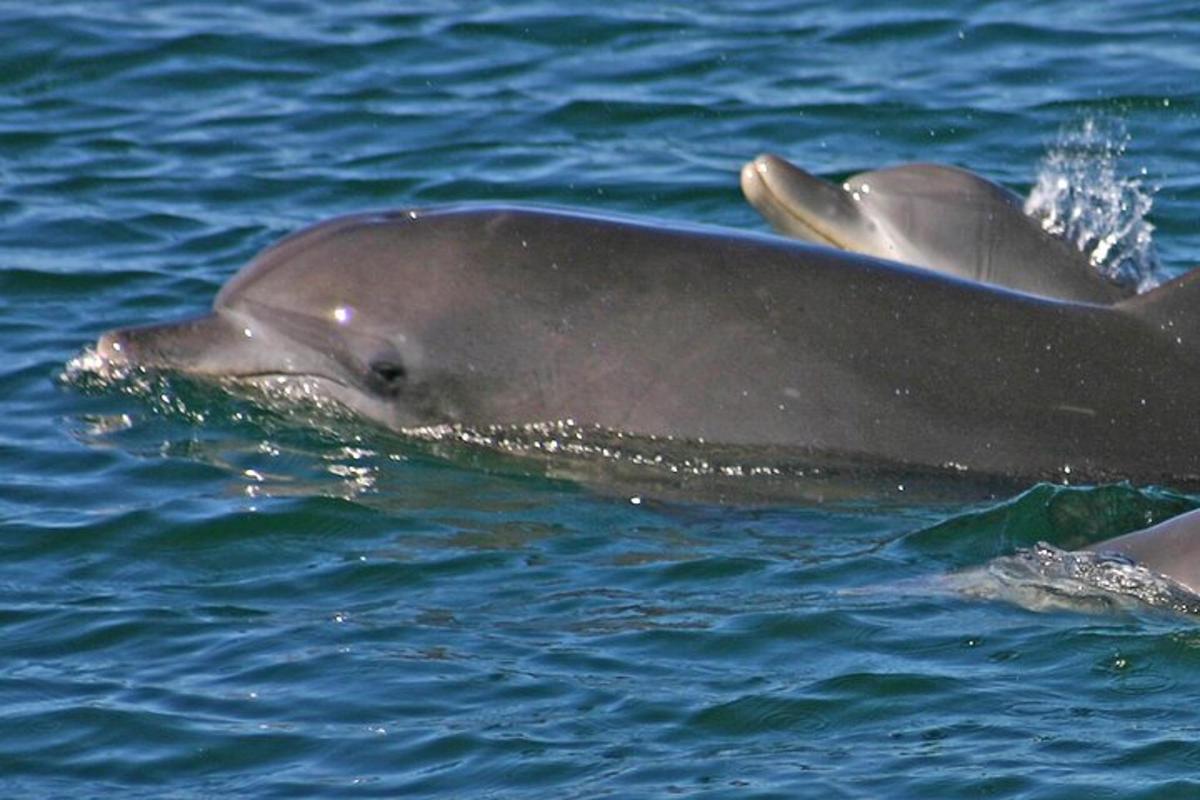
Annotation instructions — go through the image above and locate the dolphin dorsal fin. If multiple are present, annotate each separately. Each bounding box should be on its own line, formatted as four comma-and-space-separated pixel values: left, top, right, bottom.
1118, 269, 1200, 345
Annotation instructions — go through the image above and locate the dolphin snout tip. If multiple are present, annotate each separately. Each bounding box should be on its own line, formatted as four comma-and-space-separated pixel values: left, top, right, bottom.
741, 153, 800, 197
741, 153, 770, 177
755, 153, 819, 183
96, 329, 133, 365
739, 160, 759, 191
751, 153, 789, 176
740, 154, 777, 198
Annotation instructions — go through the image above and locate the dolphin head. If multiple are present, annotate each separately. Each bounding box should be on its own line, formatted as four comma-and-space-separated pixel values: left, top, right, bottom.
96, 210, 509, 430
740, 153, 1129, 303
740, 153, 1026, 267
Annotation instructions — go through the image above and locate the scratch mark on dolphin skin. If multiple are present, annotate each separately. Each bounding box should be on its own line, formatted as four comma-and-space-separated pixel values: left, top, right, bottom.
1054, 404, 1097, 416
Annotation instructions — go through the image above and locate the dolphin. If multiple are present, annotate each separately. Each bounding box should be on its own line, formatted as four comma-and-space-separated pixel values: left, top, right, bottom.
740, 153, 1133, 303
94, 205, 1200, 487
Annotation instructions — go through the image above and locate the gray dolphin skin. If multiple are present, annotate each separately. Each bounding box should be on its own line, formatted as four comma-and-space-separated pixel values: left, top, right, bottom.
95, 205, 1200, 486
1087, 508, 1200, 594
741, 153, 1133, 303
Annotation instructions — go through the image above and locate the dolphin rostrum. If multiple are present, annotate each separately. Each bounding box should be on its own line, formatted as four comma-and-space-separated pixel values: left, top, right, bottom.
741, 153, 1133, 303
94, 205, 1200, 487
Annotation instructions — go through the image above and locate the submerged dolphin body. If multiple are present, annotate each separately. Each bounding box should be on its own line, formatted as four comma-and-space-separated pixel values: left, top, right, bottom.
95, 205, 1200, 486
1087, 508, 1200, 594
947, 506, 1200, 616
740, 153, 1133, 303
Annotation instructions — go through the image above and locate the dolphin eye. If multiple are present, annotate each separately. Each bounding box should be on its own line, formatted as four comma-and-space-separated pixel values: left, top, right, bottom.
367, 359, 408, 394
373, 362, 407, 382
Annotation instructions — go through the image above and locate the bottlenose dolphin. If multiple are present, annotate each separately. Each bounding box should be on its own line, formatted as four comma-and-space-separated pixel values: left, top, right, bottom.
1087, 508, 1200, 594
94, 205, 1200, 486
740, 153, 1133, 303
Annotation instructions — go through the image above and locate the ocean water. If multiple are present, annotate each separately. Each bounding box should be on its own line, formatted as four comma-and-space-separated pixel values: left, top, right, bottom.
5, 2, 1200, 796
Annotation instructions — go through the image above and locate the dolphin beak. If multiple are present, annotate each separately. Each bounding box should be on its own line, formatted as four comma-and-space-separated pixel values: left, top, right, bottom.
741, 153, 858, 249
739, 155, 784, 220
96, 312, 260, 375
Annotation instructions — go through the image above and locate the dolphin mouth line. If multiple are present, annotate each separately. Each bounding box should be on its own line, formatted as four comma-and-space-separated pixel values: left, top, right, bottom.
222, 370, 354, 390
751, 160, 852, 251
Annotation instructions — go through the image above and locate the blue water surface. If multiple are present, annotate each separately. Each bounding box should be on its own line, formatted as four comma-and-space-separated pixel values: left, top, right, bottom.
4, 2, 1200, 797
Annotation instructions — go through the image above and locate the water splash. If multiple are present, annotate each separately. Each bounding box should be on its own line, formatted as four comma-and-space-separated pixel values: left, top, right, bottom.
63, 346, 210, 425
1024, 118, 1162, 292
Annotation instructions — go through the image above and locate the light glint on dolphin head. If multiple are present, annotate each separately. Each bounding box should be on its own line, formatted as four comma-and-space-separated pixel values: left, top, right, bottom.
333, 306, 354, 325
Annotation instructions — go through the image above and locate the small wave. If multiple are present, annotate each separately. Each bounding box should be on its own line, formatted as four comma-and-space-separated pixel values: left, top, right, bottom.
1024, 117, 1162, 292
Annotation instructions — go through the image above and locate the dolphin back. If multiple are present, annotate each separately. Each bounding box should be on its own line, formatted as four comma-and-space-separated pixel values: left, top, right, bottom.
1118, 268, 1200, 347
